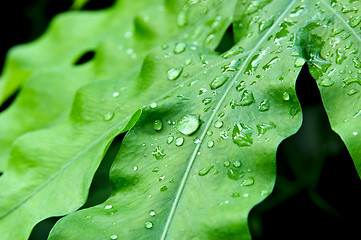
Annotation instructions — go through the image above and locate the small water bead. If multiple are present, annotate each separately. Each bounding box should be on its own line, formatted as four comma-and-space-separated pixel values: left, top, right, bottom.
202, 97, 213, 105
112, 92, 120, 97
168, 66, 183, 80
133, 166, 138, 172
348, 89, 359, 96
144, 221, 153, 229
233, 123, 254, 147
207, 130, 213, 136
220, 130, 229, 139
158, 175, 165, 181
353, 57, 361, 68
319, 78, 335, 87
150, 102, 158, 109
353, 132, 358, 136
198, 165, 214, 176
153, 119, 163, 131
233, 161, 241, 168
257, 122, 276, 136
103, 112, 115, 121
214, 120, 223, 128
236, 81, 246, 92
185, 58, 192, 65
110, 234, 118, 239
199, 88, 207, 96
241, 177, 255, 186
227, 168, 245, 180
167, 136, 174, 144
210, 76, 229, 90
207, 140, 214, 148
152, 167, 160, 172
224, 160, 231, 167
232, 192, 241, 198
175, 137, 184, 146
104, 204, 113, 210
239, 90, 255, 106
193, 137, 200, 144
149, 210, 156, 217
152, 146, 166, 160
222, 59, 241, 73
282, 92, 290, 101
294, 58, 305, 67
258, 99, 270, 112
160, 185, 168, 192
174, 42, 186, 54
177, 114, 200, 135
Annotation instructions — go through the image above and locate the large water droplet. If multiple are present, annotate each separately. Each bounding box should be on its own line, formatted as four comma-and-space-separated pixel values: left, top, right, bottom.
168, 66, 183, 80
144, 221, 153, 229
103, 112, 115, 121
198, 165, 214, 176
174, 42, 186, 54
210, 75, 229, 90
232, 123, 254, 147
153, 119, 163, 131
167, 136, 174, 144
177, 114, 200, 135
150, 102, 157, 109
294, 58, 305, 67
152, 146, 166, 160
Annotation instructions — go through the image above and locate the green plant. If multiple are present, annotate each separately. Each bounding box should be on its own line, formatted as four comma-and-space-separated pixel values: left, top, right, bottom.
0, 0, 360, 239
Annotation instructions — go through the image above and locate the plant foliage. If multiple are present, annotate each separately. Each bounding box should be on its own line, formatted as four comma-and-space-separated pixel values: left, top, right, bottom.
0, 0, 360, 239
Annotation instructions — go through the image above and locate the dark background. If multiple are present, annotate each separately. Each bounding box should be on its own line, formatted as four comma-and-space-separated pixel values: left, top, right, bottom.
1, 1, 361, 239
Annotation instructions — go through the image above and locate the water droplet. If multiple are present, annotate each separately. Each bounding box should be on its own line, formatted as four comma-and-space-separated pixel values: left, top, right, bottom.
198, 165, 214, 176
239, 90, 255, 106
353, 57, 361, 69
177, 114, 200, 135
158, 175, 165, 181
227, 168, 245, 180
262, 56, 280, 71
214, 120, 223, 128
168, 66, 183, 80
232, 192, 240, 198
152, 167, 160, 172
243, 193, 249, 197
198, 88, 207, 96
149, 210, 156, 217
236, 81, 246, 92
152, 146, 166, 160
222, 59, 241, 73
258, 99, 270, 112
207, 130, 213, 136
257, 122, 276, 136
294, 58, 305, 67
353, 131, 358, 136
104, 204, 113, 210
202, 97, 213, 105
112, 92, 120, 97
160, 185, 168, 192
103, 112, 115, 121
232, 123, 254, 147
210, 75, 229, 90
233, 161, 242, 168
241, 177, 255, 186
110, 234, 118, 239
144, 221, 153, 229
207, 140, 214, 148
282, 92, 290, 101
175, 137, 184, 146
174, 42, 186, 54
167, 136, 174, 144
348, 88, 359, 96
320, 78, 335, 87
185, 58, 192, 65
153, 119, 163, 131
150, 102, 157, 109
133, 166, 138, 172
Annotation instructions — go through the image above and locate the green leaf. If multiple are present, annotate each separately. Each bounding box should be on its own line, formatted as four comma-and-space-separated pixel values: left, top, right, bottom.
48, 2, 309, 238
0, 0, 236, 171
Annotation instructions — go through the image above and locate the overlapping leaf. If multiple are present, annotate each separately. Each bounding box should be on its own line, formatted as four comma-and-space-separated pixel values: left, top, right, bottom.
0, 0, 238, 238
0, 0, 237, 171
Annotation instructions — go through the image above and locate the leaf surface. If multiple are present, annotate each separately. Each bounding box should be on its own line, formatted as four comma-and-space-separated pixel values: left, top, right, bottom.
49, 1, 308, 239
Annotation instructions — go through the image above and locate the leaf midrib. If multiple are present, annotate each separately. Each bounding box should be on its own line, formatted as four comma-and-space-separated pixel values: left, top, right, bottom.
160, 1, 298, 239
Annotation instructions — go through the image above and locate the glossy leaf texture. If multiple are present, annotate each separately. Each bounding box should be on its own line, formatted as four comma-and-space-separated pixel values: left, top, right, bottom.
0, 0, 236, 171
49, 1, 308, 239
